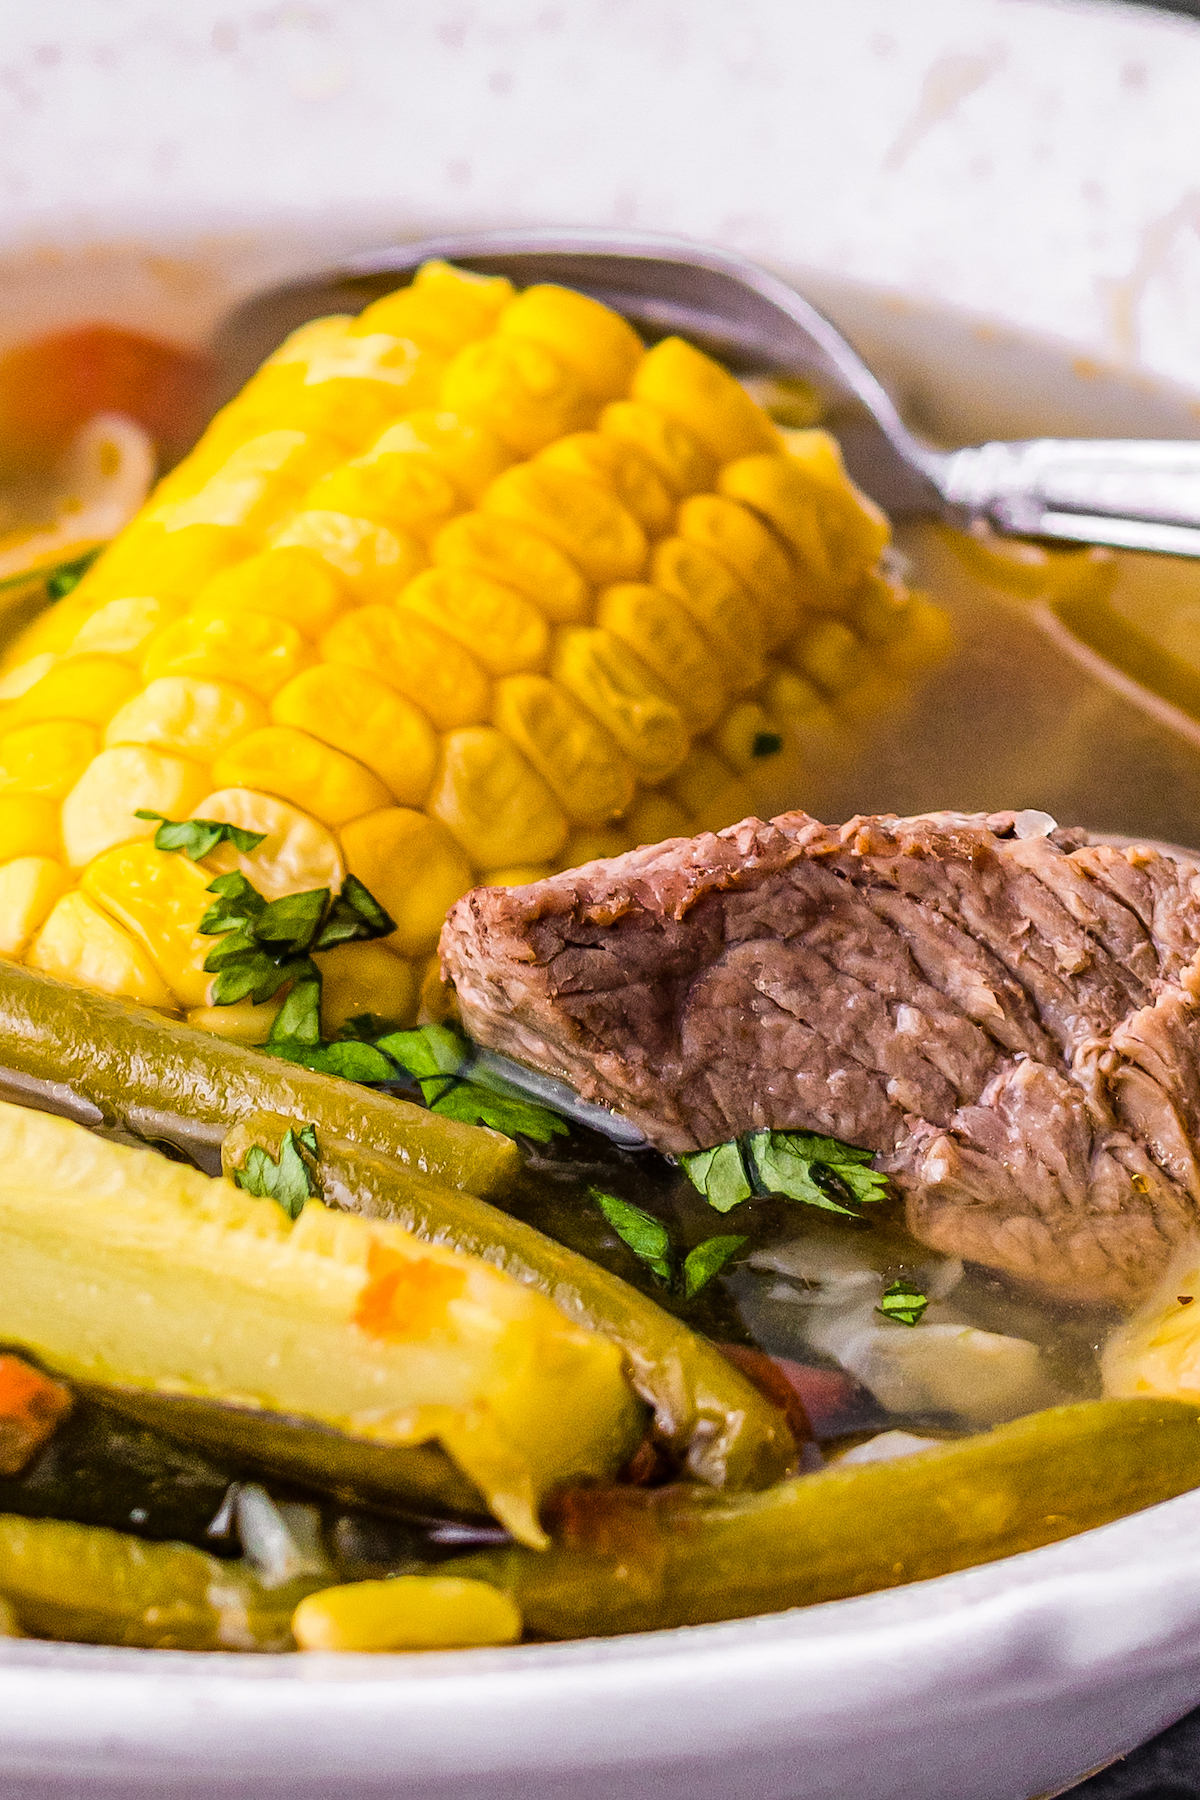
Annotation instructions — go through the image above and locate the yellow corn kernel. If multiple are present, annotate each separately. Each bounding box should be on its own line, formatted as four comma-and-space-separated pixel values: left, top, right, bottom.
341, 808, 474, 958
598, 399, 716, 498
884, 592, 954, 673
482, 865, 553, 888
432, 513, 589, 624
497, 284, 643, 401
292, 1574, 521, 1654
0, 654, 58, 699
480, 464, 647, 586
493, 675, 635, 826
597, 584, 727, 733
80, 841, 213, 1007
557, 824, 635, 868
0, 858, 71, 956
303, 457, 461, 543
789, 616, 869, 697
651, 537, 765, 695
6, 656, 142, 730
397, 569, 549, 677
668, 746, 755, 833
271, 665, 439, 807
192, 790, 345, 900
763, 667, 829, 721
846, 569, 911, 647
631, 337, 779, 464
367, 413, 512, 502
142, 612, 313, 703
192, 547, 348, 639
440, 337, 596, 456
28, 890, 171, 1006
104, 677, 267, 762
211, 726, 391, 828
0, 797, 61, 862
552, 628, 690, 784
352, 261, 514, 349
1, 598, 96, 671
712, 700, 784, 773
717, 450, 837, 606
778, 429, 892, 574
147, 426, 341, 509
416, 951, 458, 1026
60, 747, 209, 869
269, 510, 425, 604
74, 520, 253, 604
429, 727, 569, 869
318, 940, 419, 1035
536, 432, 675, 536
237, 324, 447, 447
147, 430, 343, 535
186, 995, 282, 1044
0, 720, 96, 803
677, 494, 798, 649
68, 595, 189, 661
625, 791, 692, 847
320, 606, 491, 732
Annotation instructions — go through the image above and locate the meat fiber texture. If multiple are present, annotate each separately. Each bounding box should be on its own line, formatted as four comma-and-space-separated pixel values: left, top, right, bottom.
440, 810, 1200, 1308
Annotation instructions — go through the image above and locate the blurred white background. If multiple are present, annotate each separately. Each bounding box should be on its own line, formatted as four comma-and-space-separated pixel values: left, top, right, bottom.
1, 0, 1199, 410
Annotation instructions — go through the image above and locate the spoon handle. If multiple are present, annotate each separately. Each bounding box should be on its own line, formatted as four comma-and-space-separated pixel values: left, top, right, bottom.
935, 438, 1200, 557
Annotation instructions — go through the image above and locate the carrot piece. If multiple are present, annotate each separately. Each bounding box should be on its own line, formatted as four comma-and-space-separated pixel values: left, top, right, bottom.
0, 1355, 72, 1475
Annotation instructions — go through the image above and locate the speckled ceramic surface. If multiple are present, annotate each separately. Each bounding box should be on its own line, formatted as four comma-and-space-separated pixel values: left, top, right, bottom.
3, 5, 1200, 1797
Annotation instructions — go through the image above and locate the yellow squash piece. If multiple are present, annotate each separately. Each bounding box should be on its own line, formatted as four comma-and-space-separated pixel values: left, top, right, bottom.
0, 1100, 643, 1546
0, 260, 945, 1036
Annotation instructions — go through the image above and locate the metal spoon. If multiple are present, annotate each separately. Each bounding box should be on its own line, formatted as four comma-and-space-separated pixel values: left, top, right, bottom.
212, 226, 1200, 558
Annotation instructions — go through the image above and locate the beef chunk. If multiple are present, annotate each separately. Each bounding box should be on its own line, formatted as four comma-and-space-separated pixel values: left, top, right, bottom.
440, 811, 1200, 1306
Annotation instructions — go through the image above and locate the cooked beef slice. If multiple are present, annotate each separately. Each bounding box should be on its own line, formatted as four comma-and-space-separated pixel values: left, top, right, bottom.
440, 811, 1200, 1305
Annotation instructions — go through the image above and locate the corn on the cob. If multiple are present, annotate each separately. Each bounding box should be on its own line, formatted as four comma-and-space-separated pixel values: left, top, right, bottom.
0, 259, 948, 1039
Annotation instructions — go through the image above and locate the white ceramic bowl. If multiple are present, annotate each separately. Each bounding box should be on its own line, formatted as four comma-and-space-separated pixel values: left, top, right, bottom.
5, 3, 1200, 1795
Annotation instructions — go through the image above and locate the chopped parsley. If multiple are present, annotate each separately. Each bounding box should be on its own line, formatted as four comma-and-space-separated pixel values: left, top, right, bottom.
751, 732, 784, 758
876, 1279, 929, 1327
681, 1128, 888, 1217
135, 812, 268, 862
590, 1188, 746, 1299
233, 1123, 319, 1221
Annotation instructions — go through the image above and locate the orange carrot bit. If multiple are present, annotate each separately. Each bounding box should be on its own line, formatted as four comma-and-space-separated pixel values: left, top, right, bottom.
0, 1354, 72, 1476
354, 1243, 467, 1342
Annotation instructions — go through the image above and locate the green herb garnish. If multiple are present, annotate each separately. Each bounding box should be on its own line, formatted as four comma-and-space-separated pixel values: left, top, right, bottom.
876, 1279, 929, 1327
681, 1234, 747, 1299
374, 1024, 568, 1143
682, 1128, 888, 1217
233, 1124, 319, 1221
751, 732, 783, 758
590, 1188, 746, 1298
134, 812, 269, 863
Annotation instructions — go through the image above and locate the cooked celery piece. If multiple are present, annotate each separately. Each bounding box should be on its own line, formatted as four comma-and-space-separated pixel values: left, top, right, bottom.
0, 959, 521, 1196
224, 1111, 794, 1491
0, 1512, 312, 1650
447, 1400, 1200, 1638
0, 1101, 643, 1547
292, 1573, 521, 1652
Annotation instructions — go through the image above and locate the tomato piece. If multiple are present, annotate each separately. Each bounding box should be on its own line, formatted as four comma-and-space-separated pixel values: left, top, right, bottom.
0, 326, 211, 478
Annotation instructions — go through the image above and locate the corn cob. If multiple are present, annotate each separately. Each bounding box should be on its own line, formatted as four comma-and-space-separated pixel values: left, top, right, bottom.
0, 259, 948, 1040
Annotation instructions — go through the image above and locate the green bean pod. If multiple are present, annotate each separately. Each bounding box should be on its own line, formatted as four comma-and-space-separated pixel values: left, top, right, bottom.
443, 1399, 1200, 1638
0, 1512, 318, 1649
224, 1112, 795, 1492
0, 961, 521, 1196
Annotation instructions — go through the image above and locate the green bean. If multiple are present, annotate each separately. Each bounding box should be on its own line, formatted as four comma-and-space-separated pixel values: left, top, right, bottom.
0, 961, 521, 1196
444, 1399, 1200, 1637
0, 1512, 317, 1649
224, 1112, 796, 1491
